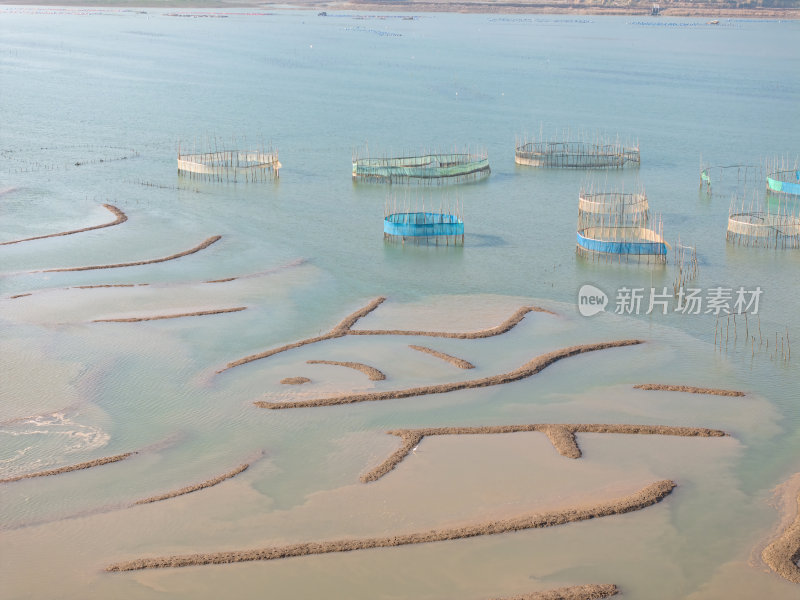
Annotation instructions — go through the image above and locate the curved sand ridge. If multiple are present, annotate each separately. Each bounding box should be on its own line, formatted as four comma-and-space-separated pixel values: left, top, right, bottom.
255, 340, 644, 409
348, 306, 556, 338
762, 487, 800, 583
7, 258, 305, 300
409, 344, 475, 369
105, 479, 675, 572
92, 307, 246, 323
3, 458, 254, 533
362, 424, 727, 482
491, 585, 618, 600
0, 452, 135, 484
634, 384, 745, 397
306, 360, 386, 381
0, 434, 184, 486
39, 235, 221, 273
133, 463, 250, 505
219, 298, 553, 373
204, 258, 307, 283
219, 297, 386, 372
77, 284, 145, 289
9, 284, 145, 300
0, 204, 127, 246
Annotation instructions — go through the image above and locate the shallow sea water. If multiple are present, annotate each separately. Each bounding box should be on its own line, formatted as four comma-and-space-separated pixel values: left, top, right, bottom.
1, 7, 799, 599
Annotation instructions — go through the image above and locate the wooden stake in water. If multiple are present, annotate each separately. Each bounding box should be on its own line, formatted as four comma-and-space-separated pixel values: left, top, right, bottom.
758, 315, 762, 347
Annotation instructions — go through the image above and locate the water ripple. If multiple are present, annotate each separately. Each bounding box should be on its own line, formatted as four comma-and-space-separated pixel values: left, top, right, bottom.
0, 411, 109, 478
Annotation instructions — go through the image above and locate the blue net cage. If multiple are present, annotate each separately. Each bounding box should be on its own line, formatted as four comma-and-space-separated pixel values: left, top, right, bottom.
384, 212, 464, 245
767, 170, 800, 197
576, 227, 667, 264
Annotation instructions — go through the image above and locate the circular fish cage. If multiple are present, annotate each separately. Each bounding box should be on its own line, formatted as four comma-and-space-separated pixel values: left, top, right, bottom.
766, 169, 800, 197
699, 164, 762, 195
578, 190, 649, 229
383, 212, 464, 245
353, 152, 490, 184
177, 149, 280, 182
515, 141, 640, 168
726, 211, 800, 249
576, 226, 667, 264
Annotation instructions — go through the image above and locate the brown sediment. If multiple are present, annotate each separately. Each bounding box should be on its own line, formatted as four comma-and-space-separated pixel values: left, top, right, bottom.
0, 452, 135, 484
281, 377, 311, 385
634, 384, 745, 397
136, 433, 185, 455
409, 344, 475, 369
218, 297, 387, 373
306, 360, 386, 381
0, 403, 81, 427
105, 479, 675, 572
490, 584, 619, 600
9, 293, 32, 299
219, 299, 554, 374
541, 425, 581, 459
0, 204, 127, 246
361, 423, 726, 482
762, 487, 800, 583
255, 339, 642, 410
348, 306, 555, 339
331, 297, 390, 334
363, 431, 424, 483
133, 463, 249, 505
39, 235, 221, 273
92, 306, 246, 323
206, 277, 237, 283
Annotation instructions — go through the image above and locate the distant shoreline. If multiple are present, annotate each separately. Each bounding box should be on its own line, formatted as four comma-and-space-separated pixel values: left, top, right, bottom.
1, 1, 798, 20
